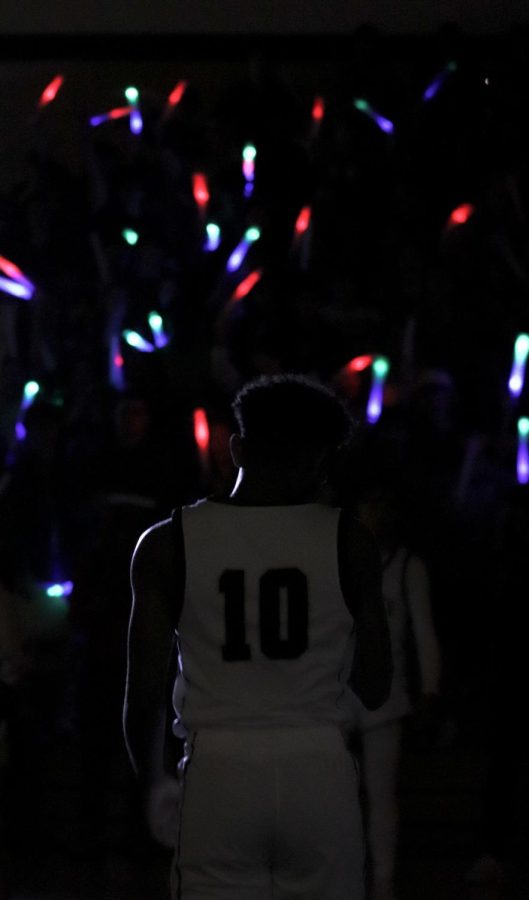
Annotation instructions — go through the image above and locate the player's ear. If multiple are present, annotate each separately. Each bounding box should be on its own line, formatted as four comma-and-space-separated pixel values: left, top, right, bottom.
229, 433, 245, 468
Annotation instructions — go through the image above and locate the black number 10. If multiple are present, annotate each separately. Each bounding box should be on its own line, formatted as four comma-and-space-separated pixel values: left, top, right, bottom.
219, 568, 308, 661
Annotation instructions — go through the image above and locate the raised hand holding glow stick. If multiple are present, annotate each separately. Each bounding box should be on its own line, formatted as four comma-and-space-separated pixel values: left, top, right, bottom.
226, 227, 261, 273
509, 333, 529, 398
367, 356, 390, 424
192, 173, 210, 216
353, 98, 394, 134
517, 417, 529, 484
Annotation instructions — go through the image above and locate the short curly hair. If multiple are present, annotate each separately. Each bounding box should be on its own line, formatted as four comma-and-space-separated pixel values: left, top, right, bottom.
232, 374, 352, 460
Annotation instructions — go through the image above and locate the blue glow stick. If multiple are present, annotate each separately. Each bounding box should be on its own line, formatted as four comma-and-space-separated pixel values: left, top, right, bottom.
123, 330, 155, 353
226, 227, 261, 273
517, 417, 529, 484
21, 381, 40, 411
508, 333, 529, 398
0, 275, 34, 300
423, 61, 457, 102
130, 107, 143, 135
148, 312, 170, 349
353, 99, 394, 134
204, 222, 221, 252
367, 356, 390, 424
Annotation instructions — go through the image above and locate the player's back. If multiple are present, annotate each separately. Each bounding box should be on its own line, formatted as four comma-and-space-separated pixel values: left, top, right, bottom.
173, 498, 356, 734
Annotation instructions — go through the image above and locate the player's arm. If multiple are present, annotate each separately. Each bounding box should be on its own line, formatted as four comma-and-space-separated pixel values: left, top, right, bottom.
338, 512, 393, 710
405, 554, 441, 699
123, 519, 180, 789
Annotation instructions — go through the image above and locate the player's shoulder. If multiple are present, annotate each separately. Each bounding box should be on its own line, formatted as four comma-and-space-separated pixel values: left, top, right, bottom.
132, 517, 174, 570
337, 507, 382, 570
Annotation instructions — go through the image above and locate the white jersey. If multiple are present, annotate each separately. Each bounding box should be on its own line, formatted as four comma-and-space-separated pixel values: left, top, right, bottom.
172, 499, 357, 735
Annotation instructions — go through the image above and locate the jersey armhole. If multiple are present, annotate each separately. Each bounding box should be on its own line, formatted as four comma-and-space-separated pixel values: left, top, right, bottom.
171, 506, 186, 628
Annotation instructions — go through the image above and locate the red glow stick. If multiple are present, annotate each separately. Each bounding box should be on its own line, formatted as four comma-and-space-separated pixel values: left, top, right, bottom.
168, 80, 188, 107
38, 75, 64, 108
312, 96, 325, 122
0, 255, 32, 286
447, 203, 475, 228
295, 206, 312, 235
232, 270, 262, 301
193, 408, 210, 452
347, 354, 374, 373
192, 173, 210, 211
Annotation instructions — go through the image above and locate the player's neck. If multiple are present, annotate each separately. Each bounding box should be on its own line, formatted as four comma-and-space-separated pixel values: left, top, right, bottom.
229, 468, 320, 506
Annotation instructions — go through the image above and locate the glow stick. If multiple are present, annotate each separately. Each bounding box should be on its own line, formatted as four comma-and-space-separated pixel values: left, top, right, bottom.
122, 228, 139, 246
21, 381, 40, 411
204, 222, 221, 252
509, 333, 529, 397
167, 80, 188, 107
110, 333, 125, 391
312, 96, 325, 122
423, 61, 457, 102
0, 276, 34, 300
347, 354, 374, 373
90, 107, 131, 127
193, 408, 210, 453
130, 107, 143, 135
517, 417, 529, 484
226, 227, 261, 273
295, 206, 311, 235
0, 255, 33, 287
447, 203, 475, 228
148, 311, 170, 348
122, 330, 155, 353
44, 581, 74, 599
353, 98, 394, 134
367, 356, 390, 424
38, 75, 64, 108
232, 269, 262, 301
125, 86, 139, 104
192, 173, 210, 211
15, 422, 27, 441
242, 144, 256, 197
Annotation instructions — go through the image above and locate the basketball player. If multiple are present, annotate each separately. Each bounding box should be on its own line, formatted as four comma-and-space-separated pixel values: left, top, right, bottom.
124, 374, 392, 899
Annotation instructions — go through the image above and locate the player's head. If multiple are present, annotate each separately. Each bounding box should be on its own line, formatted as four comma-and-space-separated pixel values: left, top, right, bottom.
231, 374, 352, 485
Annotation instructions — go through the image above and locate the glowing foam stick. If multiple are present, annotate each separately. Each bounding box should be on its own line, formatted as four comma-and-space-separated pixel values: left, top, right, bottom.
125, 86, 139, 104
123, 330, 155, 353
517, 417, 529, 484
0, 255, 33, 287
130, 106, 143, 135
38, 75, 64, 108
192, 173, 210, 211
353, 98, 394, 134
509, 333, 529, 397
193, 408, 210, 453
226, 227, 261, 273
109, 334, 125, 391
312, 96, 325, 122
122, 228, 139, 246
21, 381, 40, 411
90, 106, 131, 127
148, 311, 170, 348
232, 269, 262, 301
423, 61, 458, 102
347, 354, 374, 373
168, 80, 188, 107
242, 144, 256, 197
204, 222, 221, 252
295, 206, 312, 235
367, 356, 390, 424
15, 422, 27, 441
0, 276, 34, 300
447, 203, 475, 228
44, 581, 74, 599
